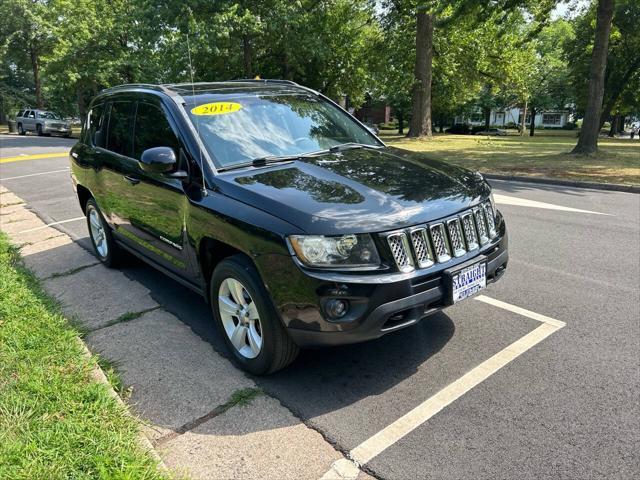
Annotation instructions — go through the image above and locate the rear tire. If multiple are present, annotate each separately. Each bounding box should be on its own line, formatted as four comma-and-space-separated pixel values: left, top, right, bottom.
210, 255, 299, 375
17, 123, 25, 135
85, 198, 123, 268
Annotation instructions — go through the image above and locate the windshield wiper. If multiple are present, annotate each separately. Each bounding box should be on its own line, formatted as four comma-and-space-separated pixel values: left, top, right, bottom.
328, 142, 382, 153
217, 154, 304, 173
251, 154, 302, 166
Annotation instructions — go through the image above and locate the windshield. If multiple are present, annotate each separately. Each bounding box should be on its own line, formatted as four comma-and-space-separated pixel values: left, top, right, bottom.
39, 111, 62, 120
185, 94, 381, 168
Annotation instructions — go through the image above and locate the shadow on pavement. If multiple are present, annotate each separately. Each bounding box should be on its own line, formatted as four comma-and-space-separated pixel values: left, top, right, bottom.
117, 251, 455, 420
0, 133, 77, 150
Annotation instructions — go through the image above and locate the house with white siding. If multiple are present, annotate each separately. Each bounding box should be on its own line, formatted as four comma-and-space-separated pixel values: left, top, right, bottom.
455, 107, 570, 128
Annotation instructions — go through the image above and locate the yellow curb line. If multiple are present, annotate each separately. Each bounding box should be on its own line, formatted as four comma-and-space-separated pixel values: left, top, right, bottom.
0, 152, 70, 164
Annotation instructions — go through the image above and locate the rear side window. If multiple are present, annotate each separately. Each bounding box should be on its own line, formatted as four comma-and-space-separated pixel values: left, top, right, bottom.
133, 102, 181, 160
27, 111, 35, 118
106, 101, 135, 156
88, 103, 107, 148
17, 110, 24, 117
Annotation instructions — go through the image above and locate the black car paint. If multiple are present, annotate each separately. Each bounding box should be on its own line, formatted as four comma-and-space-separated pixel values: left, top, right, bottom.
71, 82, 508, 348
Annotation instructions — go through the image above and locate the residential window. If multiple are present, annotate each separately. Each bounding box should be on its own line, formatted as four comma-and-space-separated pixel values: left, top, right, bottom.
518, 114, 532, 125
470, 113, 483, 123
542, 113, 562, 125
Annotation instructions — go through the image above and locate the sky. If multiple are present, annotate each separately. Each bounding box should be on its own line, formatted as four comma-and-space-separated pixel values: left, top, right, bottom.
551, 0, 591, 20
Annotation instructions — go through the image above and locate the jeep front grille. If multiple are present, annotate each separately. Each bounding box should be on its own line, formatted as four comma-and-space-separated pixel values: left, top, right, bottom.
385, 201, 498, 272
387, 232, 414, 272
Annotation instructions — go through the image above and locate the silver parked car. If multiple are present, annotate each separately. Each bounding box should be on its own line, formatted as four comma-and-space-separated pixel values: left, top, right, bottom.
16, 109, 72, 137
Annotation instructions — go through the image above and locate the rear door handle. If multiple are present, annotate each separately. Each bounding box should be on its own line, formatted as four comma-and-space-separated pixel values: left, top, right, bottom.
123, 175, 140, 185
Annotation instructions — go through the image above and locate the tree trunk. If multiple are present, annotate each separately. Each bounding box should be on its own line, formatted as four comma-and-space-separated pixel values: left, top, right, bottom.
529, 107, 536, 136
572, 0, 615, 154
439, 113, 444, 133
407, 9, 434, 138
242, 35, 253, 77
520, 101, 527, 136
398, 110, 404, 135
483, 107, 491, 131
618, 115, 626, 133
608, 112, 619, 137
29, 43, 43, 108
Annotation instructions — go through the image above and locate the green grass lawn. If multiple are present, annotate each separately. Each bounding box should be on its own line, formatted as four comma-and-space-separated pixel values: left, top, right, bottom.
381, 130, 640, 185
0, 233, 166, 480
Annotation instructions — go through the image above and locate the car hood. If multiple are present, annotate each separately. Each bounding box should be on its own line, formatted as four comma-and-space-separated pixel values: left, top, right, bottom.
215, 147, 490, 234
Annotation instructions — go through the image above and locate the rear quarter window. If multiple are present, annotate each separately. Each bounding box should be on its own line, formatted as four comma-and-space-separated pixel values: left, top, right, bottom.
87, 103, 107, 148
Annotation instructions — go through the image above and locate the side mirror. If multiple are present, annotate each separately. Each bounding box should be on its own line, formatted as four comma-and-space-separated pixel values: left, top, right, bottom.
139, 146, 176, 174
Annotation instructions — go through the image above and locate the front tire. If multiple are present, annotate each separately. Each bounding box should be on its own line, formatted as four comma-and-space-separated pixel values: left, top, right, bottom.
210, 255, 299, 375
86, 198, 122, 268
36, 124, 43, 136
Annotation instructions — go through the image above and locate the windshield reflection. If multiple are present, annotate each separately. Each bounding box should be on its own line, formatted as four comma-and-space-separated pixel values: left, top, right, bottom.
186, 94, 378, 168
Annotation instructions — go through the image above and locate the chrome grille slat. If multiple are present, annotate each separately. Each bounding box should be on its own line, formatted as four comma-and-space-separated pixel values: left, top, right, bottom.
446, 218, 466, 257
387, 233, 414, 272
483, 202, 497, 238
410, 228, 434, 268
429, 223, 451, 263
461, 212, 479, 251
473, 207, 490, 245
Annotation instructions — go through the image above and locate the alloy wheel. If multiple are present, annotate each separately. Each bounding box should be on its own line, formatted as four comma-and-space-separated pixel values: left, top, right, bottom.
88, 207, 108, 258
218, 278, 263, 359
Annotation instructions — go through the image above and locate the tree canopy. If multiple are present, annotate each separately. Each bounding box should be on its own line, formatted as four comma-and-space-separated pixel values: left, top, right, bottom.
0, 0, 638, 145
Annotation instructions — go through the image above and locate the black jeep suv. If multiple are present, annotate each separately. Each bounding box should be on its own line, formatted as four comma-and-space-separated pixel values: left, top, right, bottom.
70, 80, 508, 374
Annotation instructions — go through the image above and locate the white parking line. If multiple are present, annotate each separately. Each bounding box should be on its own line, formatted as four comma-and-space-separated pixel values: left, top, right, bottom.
19, 216, 85, 233
321, 295, 566, 480
0, 168, 70, 181
494, 194, 610, 215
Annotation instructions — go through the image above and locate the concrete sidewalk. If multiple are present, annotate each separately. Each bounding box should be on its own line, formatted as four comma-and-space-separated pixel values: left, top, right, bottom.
0, 185, 371, 480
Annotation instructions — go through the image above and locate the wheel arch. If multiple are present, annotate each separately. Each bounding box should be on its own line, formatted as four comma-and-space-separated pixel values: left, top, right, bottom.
76, 184, 93, 213
198, 237, 251, 296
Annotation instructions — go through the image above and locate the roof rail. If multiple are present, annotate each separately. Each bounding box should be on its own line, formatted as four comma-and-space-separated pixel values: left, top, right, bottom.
98, 83, 176, 96
227, 78, 301, 86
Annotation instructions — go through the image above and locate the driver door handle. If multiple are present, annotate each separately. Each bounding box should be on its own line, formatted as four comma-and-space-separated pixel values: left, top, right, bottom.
123, 174, 140, 185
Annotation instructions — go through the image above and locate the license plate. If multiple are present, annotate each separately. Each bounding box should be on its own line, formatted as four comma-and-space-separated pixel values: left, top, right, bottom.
451, 261, 486, 303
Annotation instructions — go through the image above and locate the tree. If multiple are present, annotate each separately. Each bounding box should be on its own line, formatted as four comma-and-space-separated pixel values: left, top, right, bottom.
567, 0, 640, 139
398, 0, 557, 139
571, 0, 616, 154
0, 0, 56, 108
525, 20, 575, 136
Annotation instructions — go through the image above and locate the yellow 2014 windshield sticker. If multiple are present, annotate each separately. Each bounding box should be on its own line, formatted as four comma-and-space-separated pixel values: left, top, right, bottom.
191, 102, 242, 116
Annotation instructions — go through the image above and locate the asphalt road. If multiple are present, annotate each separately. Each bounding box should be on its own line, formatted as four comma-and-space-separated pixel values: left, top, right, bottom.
1, 133, 639, 479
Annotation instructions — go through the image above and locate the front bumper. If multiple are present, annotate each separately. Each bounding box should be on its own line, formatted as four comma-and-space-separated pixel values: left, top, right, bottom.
260, 227, 509, 348
43, 125, 72, 135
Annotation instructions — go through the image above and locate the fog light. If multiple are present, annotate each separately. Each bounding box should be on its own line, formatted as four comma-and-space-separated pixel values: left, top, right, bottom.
326, 299, 348, 319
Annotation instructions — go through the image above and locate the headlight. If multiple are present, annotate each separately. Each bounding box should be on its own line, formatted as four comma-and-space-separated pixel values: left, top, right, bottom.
288, 234, 381, 269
